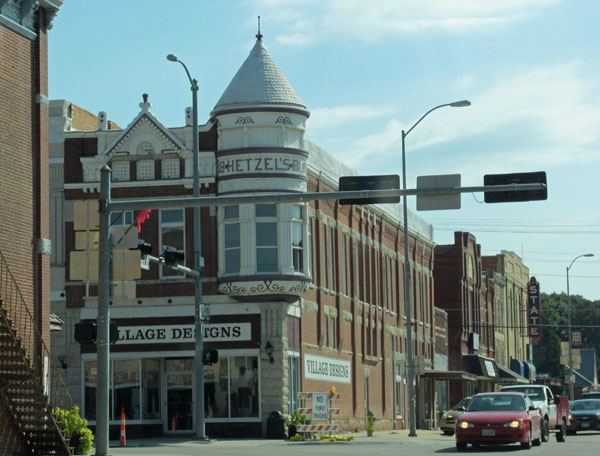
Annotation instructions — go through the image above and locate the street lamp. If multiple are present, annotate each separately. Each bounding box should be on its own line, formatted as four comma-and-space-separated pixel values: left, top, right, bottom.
402, 100, 470, 437
567, 253, 594, 400
167, 53, 207, 440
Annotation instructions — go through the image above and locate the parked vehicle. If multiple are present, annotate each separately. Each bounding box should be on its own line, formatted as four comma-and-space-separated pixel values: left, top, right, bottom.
440, 397, 472, 436
500, 384, 569, 442
455, 392, 542, 451
568, 399, 600, 433
580, 392, 600, 400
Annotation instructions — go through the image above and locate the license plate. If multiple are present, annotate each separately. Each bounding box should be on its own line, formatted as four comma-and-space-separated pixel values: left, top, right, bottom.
582, 423, 590, 428
482, 429, 495, 436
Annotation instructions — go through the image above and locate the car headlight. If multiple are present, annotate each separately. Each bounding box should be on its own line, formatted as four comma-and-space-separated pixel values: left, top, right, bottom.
459, 421, 474, 429
504, 420, 524, 428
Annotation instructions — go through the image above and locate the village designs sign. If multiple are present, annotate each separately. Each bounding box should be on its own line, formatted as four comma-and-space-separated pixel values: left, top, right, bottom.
116, 323, 251, 345
304, 353, 351, 384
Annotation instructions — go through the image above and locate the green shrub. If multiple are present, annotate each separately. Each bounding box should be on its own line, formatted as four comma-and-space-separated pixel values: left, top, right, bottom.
53, 406, 94, 455
284, 410, 311, 427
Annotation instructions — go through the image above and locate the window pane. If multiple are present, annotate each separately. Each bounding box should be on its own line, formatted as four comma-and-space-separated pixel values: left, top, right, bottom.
137, 160, 154, 180
256, 222, 277, 246
110, 211, 133, 226
225, 224, 240, 248
291, 205, 302, 219
231, 357, 259, 418
225, 249, 240, 274
293, 248, 303, 273
142, 359, 160, 419
161, 159, 180, 179
256, 204, 276, 217
162, 226, 184, 250
215, 358, 230, 417
84, 361, 97, 421
257, 248, 278, 272
291, 223, 302, 248
224, 205, 239, 220
114, 360, 140, 420
161, 209, 183, 224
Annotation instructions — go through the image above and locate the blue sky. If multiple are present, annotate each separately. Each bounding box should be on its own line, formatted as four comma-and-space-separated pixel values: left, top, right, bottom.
48, 0, 599, 300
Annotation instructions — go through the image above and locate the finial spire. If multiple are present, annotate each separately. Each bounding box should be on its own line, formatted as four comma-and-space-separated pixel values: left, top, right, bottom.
256, 16, 262, 40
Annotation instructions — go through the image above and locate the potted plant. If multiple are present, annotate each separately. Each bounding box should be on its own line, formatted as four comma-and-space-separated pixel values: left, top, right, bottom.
53, 406, 94, 455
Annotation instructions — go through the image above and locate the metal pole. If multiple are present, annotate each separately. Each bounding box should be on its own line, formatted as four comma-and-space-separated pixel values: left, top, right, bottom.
399, 101, 469, 436
402, 130, 417, 437
96, 165, 111, 456
190, 75, 207, 440
169, 54, 207, 439
567, 265, 573, 400
566, 253, 594, 400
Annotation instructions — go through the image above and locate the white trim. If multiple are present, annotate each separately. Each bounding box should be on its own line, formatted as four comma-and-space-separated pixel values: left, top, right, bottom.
64, 177, 214, 191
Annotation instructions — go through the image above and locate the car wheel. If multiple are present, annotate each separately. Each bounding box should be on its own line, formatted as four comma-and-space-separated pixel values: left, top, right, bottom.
541, 419, 549, 442
456, 442, 468, 451
556, 421, 566, 442
521, 429, 532, 449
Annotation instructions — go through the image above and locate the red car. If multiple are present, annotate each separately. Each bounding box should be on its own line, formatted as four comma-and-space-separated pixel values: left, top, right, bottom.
456, 392, 542, 450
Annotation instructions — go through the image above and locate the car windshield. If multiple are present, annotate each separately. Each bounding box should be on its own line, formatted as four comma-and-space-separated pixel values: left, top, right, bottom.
467, 395, 525, 412
571, 400, 600, 411
452, 398, 470, 410
503, 388, 545, 401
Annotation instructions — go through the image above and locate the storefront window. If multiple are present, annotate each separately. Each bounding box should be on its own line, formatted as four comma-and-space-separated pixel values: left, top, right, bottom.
215, 358, 230, 418
114, 360, 140, 420
395, 362, 403, 418
230, 356, 259, 418
142, 359, 160, 419
287, 355, 300, 414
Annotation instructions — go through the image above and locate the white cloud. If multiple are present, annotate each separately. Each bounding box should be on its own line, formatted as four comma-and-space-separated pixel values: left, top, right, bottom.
249, 0, 560, 46
318, 62, 600, 174
308, 104, 397, 131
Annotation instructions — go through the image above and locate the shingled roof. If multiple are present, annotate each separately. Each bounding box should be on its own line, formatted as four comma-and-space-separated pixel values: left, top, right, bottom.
212, 38, 309, 117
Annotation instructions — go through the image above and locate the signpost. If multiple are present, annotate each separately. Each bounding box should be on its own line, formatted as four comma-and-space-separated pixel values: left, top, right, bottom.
527, 277, 542, 343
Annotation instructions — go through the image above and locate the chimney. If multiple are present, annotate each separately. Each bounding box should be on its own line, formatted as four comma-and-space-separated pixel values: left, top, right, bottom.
98, 111, 108, 130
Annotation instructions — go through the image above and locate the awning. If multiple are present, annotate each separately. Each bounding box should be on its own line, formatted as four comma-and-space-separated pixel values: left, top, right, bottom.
496, 363, 529, 384
50, 312, 64, 331
462, 354, 499, 380
421, 370, 477, 381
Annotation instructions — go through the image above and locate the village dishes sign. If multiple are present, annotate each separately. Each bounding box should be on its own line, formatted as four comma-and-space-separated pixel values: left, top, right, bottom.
115, 323, 251, 345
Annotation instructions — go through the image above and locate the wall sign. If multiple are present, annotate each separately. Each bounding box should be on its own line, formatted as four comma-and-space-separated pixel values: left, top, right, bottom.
304, 353, 351, 384
527, 277, 542, 343
115, 323, 251, 345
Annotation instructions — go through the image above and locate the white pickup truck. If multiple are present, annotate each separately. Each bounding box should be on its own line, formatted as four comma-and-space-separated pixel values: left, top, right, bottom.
500, 384, 568, 442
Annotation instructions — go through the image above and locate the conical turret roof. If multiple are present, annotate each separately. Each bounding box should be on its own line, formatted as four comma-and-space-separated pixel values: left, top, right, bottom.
212, 38, 309, 117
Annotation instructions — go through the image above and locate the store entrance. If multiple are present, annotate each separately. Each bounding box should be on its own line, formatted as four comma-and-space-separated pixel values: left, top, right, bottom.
164, 359, 194, 433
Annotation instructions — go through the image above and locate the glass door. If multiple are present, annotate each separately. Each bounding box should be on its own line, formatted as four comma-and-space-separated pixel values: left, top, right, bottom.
165, 360, 194, 433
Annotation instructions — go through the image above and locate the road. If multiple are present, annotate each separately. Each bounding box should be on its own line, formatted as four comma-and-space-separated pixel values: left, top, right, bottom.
105, 430, 600, 456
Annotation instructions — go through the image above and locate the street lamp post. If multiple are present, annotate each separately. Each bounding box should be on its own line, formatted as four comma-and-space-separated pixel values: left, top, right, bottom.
401, 100, 470, 437
567, 253, 594, 400
167, 54, 207, 440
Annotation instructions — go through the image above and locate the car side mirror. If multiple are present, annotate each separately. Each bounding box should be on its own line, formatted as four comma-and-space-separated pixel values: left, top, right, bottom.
457, 406, 466, 412
529, 406, 538, 411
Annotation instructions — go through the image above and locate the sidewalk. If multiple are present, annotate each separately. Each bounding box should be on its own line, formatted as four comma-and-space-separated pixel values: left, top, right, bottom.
108, 427, 452, 450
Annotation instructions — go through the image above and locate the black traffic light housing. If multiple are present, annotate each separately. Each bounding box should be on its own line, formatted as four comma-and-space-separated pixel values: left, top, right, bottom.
203, 347, 219, 365
74, 320, 119, 345
339, 175, 400, 205
133, 240, 153, 258
162, 247, 185, 266
484, 171, 547, 203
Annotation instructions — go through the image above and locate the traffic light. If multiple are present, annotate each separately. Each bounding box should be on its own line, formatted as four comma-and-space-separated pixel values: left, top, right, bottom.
338, 175, 400, 205
162, 247, 185, 266
134, 240, 152, 258
74, 320, 96, 345
203, 347, 219, 365
74, 320, 119, 344
484, 171, 547, 203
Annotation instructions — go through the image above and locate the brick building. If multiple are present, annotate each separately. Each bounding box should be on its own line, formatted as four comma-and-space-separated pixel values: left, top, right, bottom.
51, 35, 438, 438
433, 232, 499, 405
0, 2, 72, 455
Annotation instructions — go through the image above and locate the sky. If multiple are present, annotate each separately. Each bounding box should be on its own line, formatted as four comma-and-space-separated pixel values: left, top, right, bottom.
48, 0, 599, 300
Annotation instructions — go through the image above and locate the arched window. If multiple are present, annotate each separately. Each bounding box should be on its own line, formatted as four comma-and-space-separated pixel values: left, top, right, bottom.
136, 141, 155, 155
